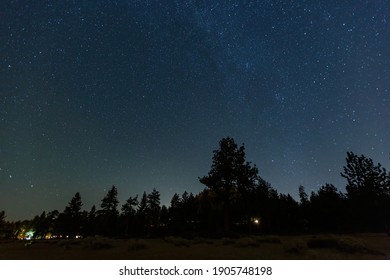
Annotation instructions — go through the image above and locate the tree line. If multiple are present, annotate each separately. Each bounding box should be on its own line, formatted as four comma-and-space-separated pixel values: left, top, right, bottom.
1, 137, 389, 239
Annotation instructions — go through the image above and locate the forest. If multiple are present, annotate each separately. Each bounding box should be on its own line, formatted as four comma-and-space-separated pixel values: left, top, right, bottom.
1, 137, 389, 240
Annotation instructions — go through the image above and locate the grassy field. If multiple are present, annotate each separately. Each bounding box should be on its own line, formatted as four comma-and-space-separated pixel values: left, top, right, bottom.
1, 234, 389, 260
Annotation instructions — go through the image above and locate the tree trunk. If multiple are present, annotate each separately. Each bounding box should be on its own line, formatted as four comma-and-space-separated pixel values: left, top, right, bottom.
223, 201, 230, 235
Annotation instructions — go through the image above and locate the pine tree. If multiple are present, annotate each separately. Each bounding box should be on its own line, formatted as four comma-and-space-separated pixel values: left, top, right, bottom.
99, 186, 119, 236
101, 185, 119, 216
199, 137, 259, 233
0, 211, 5, 229
121, 195, 138, 235
341, 152, 389, 231
147, 188, 161, 228
136, 192, 148, 234
61, 192, 83, 237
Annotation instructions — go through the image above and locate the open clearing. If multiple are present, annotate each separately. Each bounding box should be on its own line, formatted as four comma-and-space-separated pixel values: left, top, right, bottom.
1, 234, 389, 260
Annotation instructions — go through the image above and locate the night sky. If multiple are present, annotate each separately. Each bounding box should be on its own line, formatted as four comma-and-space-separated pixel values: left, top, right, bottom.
1, 0, 389, 221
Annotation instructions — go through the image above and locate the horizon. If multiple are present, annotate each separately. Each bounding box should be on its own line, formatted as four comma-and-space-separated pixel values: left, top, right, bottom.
2, 146, 389, 222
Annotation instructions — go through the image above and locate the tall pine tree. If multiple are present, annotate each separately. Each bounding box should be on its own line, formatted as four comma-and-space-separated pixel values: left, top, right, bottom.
199, 137, 259, 234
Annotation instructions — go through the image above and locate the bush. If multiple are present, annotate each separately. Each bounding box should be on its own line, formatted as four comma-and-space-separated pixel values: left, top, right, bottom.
307, 236, 369, 253
83, 236, 114, 249
164, 236, 191, 247
58, 239, 81, 249
336, 237, 367, 253
127, 239, 148, 251
284, 240, 307, 254
236, 237, 259, 248
255, 236, 281, 244
191, 237, 213, 245
307, 237, 338, 249
221, 238, 236, 245
307, 236, 383, 255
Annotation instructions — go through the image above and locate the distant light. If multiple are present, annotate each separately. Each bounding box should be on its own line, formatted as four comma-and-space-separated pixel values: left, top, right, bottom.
253, 219, 260, 224
25, 230, 35, 240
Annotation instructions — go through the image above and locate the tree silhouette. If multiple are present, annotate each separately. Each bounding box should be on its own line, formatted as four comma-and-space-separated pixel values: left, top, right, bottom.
64, 192, 82, 216
46, 210, 59, 231
136, 191, 148, 235
309, 184, 345, 232
168, 193, 183, 234
5, 145, 390, 239
342, 152, 388, 196
61, 192, 83, 237
341, 152, 389, 231
298, 185, 309, 205
0, 211, 8, 237
147, 188, 161, 232
275, 193, 300, 233
181, 192, 195, 221
170, 193, 181, 215
199, 137, 259, 234
99, 186, 119, 236
101, 186, 119, 215
0, 212, 16, 239
159, 205, 169, 231
0, 211, 5, 229
121, 195, 138, 235
122, 196, 139, 216
32, 211, 48, 238
84, 205, 97, 236
298, 185, 309, 232
247, 179, 279, 233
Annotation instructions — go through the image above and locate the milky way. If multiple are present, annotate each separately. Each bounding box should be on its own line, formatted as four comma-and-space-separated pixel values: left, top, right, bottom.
1, 1, 389, 220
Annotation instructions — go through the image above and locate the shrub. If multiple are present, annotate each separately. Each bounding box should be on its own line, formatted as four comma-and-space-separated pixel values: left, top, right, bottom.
83, 236, 113, 249
336, 237, 367, 253
127, 239, 148, 251
191, 237, 213, 245
236, 237, 259, 248
58, 239, 81, 247
284, 240, 307, 254
307, 236, 383, 255
164, 236, 192, 247
307, 237, 338, 249
255, 236, 281, 244
221, 238, 236, 245
307, 236, 371, 253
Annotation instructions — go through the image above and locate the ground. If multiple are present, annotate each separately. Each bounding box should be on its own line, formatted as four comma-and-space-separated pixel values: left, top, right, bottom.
0, 234, 389, 260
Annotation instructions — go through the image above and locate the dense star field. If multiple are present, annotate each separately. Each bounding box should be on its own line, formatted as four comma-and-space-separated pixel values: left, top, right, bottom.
1, 0, 389, 220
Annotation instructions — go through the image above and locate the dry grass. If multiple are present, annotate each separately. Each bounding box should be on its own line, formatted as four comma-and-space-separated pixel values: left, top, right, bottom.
284, 240, 307, 254
235, 237, 260, 247
82, 236, 114, 250
0, 234, 388, 260
164, 236, 193, 247
127, 239, 148, 251
306, 235, 385, 255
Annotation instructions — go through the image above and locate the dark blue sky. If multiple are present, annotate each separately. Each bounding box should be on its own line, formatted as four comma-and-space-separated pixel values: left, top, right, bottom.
1, 0, 389, 220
